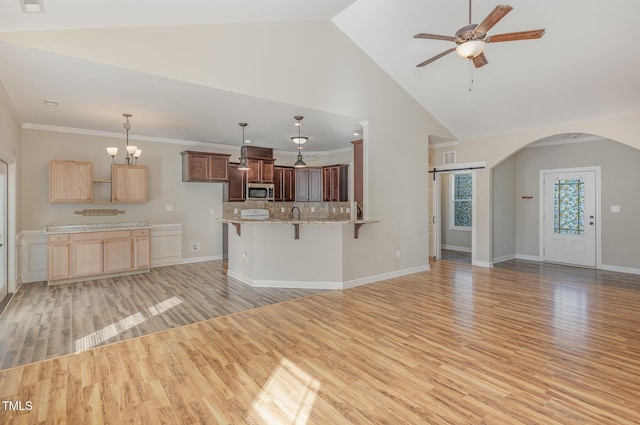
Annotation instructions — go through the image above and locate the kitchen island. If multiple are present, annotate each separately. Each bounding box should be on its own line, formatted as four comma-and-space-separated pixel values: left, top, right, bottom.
221, 217, 377, 289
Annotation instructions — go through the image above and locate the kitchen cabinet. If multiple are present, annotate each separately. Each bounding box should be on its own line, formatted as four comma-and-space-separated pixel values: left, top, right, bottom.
352, 140, 363, 205
247, 158, 275, 183
47, 229, 151, 285
111, 165, 148, 203
274, 167, 296, 201
49, 160, 93, 203
132, 229, 151, 270
47, 234, 70, 281
181, 151, 230, 182
322, 165, 349, 202
227, 163, 246, 201
295, 168, 322, 202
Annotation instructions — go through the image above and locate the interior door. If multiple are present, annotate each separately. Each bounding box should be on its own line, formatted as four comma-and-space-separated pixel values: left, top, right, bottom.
543, 170, 596, 267
0, 161, 7, 301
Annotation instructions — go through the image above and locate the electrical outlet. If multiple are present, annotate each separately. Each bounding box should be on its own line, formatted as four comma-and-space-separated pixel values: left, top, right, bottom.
165, 204, 173, 212
280, 207, 285, 213
611, 205, 620, 213
340, 207, 344, 213
332, 207, 336, 213
209, 208, 215, 215
311, 207, 315, 212
191, 243, 201, 252
234, 208, 238, 214
346, 207, 350, 213
395, 250, 401, 259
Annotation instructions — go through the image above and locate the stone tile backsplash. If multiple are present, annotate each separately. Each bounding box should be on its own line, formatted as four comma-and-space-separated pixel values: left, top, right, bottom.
223, 201, 352, 220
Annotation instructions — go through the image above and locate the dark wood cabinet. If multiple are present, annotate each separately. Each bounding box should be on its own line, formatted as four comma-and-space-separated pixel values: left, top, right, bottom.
295, 168, 322, 202
352, 140, 363, 205
322, 165, 349, 202
227, 163, 246, 201
247, 158, 275, 183
274, 167, 296, 201
181, 151, 230, 182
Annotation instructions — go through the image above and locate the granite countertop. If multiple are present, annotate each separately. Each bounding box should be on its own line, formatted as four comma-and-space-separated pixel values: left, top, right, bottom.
220, 218, 377, 225
44, 221, 151, 234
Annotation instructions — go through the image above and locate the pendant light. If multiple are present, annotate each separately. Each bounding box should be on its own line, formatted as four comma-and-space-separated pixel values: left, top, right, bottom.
106, 114, 141, 166
292, 116, 307, 168
237, 122, 250, 171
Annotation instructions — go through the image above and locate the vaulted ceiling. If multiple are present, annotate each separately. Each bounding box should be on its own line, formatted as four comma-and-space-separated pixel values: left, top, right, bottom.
0, 0, 638, 149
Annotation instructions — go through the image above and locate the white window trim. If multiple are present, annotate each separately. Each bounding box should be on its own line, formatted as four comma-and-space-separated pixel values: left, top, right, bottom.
449, 173, 472, 231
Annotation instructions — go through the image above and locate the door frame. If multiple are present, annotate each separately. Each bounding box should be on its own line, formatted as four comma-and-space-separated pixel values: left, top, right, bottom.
431, 161, 484, 264
538, 166, 602, 268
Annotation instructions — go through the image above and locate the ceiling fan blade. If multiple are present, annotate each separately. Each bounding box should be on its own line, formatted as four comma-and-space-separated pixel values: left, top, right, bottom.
474, 5, 513, 34
472, 53, 488, 68
486, 29, 545, 43
413, 33, 456, 42
416, 47, 456, 67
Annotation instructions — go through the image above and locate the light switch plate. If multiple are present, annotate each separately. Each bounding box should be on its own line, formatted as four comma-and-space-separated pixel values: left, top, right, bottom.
611, 205, 621, 213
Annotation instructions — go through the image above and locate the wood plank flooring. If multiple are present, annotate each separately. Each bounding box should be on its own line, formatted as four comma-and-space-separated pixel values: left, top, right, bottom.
1, 259, 640, 424
0, 261, 321, 370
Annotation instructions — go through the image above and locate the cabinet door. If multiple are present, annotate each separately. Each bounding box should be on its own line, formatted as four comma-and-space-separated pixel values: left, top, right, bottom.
104, 238, 133, 273
49, 160, 93, 203
132, 235, 151, 270
71, 240, 103, 277
273, 168, 284, 201
247, 159, 262, 183
308, 168, 323, 202
48, 243, 70, 281
182, 153, 209, 182
208, 155, 230, 182
295, 169, 309, 201
323, 167, 334, 201
284, 168, 296, 201
228, 163, 246, 201
112, 165, 148, 203
261, 160, 275, 183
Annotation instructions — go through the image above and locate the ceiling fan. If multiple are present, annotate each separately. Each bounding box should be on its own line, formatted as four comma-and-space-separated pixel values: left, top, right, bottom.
414, 1, 545, 68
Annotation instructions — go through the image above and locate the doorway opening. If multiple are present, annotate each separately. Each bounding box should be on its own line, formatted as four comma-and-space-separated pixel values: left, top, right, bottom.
0, 160, 8, 314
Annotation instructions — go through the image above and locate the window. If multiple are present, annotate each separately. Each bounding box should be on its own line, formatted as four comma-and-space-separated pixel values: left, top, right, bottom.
450, 173, 472, 230
553, 178, 585, 235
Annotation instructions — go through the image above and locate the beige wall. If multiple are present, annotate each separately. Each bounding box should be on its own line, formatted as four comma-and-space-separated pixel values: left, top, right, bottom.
432, 112, 640, 265
491, 155, 516, 261
3, 20, 454, 280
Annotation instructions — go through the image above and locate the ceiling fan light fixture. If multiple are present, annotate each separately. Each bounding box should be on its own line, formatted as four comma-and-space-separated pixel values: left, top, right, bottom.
456, 40, 486, 59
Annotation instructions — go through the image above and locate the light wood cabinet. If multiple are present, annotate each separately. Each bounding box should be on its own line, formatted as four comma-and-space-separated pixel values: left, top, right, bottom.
181, 151, 230, 182
295, 168, 322, 202
47, 229, 151, 285
132, 229, 151, 270
322, 165, 349, 202
47, 234, 70, 281
111, 165, 148, 203
49, 160, 93, 203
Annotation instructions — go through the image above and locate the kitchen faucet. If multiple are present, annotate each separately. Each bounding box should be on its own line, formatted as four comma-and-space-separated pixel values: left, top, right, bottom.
290, 206, 301, 221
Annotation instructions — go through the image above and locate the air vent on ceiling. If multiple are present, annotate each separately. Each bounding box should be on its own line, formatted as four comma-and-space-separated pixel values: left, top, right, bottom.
444, 151, 456, 165
21, 0, 44, 13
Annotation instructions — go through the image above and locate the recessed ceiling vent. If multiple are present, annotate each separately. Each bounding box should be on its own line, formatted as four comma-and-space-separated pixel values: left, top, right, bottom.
21, 0, 44, 13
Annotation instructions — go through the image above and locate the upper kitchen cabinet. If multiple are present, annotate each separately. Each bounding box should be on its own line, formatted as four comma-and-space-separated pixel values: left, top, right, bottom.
111, 165, 148, 203
181, 151, 231, 182
322, 165, 349, 202
274, 166, 296, 201
247, 158, 275, 183
227, 163, 246, 202
49, 160, 93, 203
295, 168, 322, 202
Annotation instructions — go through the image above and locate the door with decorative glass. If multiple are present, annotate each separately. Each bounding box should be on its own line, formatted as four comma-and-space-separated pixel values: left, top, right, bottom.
542, 169, 596, 267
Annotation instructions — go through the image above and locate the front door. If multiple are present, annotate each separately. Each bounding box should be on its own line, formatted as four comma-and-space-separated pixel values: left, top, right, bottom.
542, 169, 597, 267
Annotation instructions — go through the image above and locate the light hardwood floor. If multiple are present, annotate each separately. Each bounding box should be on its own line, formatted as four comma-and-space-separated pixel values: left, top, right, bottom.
0, 261, 321, 370
1, 259, 640, 424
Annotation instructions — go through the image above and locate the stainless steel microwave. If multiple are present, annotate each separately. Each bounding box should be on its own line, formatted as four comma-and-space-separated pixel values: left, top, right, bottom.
246, 183, 274, 201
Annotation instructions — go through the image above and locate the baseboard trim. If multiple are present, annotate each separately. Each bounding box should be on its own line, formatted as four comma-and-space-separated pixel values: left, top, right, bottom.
516, 254, 541, 261
492, 254, 516, 264
442, 245, 472, 253
601, 264, 640, 276
227, 264, 432, 290
472, 260, 493, 268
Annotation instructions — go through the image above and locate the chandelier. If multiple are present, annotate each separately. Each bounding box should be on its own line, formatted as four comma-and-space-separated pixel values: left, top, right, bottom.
106, 114, 141, 166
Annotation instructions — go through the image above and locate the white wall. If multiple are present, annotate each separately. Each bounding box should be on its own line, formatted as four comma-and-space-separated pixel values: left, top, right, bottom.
0, 84, 22, 291
3, 21, 455, 281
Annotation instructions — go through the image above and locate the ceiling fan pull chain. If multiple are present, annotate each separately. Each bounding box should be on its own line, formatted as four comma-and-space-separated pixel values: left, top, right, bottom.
468, 59, 474, 92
